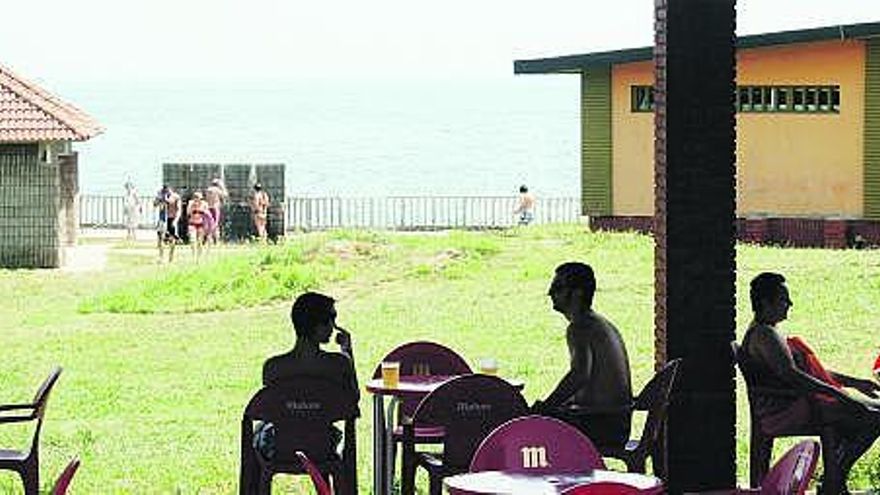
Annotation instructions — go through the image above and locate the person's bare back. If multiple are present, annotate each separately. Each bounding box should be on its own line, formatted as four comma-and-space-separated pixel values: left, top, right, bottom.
568, 312, 632, 409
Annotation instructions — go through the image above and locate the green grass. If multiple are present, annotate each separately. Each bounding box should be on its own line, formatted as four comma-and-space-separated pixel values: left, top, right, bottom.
1, 225, 879, 493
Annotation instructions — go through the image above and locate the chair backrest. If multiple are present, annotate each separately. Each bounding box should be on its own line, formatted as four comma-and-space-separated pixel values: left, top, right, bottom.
410, 374, 528, 471
51, 457, 81, 495
562, 482, 646, 495
760, 440, 820, 495
632, 359, 681, 455
295, 451, 332, 495
242, 376, 359, 463
373, 341, 472, 416
30, 367, 63, 454
469, 414, 606, 473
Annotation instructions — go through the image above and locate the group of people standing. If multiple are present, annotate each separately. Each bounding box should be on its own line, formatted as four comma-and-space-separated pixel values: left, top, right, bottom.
151, 179, 271, 262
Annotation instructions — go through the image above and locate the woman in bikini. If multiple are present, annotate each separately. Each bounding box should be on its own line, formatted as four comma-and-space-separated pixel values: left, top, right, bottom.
187, 191, 211, 258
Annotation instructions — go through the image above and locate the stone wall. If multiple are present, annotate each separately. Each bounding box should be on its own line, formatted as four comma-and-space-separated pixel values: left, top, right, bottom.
0, 145, 61, 268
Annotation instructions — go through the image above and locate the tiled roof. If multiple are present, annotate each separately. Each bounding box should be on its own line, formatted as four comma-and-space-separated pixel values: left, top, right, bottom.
0, 64, 102, 142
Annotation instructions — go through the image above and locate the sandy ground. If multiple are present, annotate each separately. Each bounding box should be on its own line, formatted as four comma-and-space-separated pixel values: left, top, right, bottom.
61, 228, 155, 272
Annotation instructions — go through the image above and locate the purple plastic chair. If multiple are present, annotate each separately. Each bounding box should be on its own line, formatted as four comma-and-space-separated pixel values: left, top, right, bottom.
51, 457, 80, 495
295, 451, 332, 495
401, 374, 529, 495
695, 440, 819, 495
469, 415, 606, 473
239, 377, 358, 495
373, 341, 472, 486
0, 366, 62, 495
563, 482, 659, 495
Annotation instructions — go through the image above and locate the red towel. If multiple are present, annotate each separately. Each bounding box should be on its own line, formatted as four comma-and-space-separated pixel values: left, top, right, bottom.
787, 336, 842, 403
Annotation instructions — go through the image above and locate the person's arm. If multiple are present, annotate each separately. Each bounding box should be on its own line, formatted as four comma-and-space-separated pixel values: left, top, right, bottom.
754, 330, 863, 407
829, 370, 880, 398
333, 327, 360, 402
539, 334, 592, 410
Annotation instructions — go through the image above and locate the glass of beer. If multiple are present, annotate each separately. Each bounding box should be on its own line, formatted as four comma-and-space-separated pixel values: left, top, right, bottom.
381, 361, 401, 388
479, 357, 498, 376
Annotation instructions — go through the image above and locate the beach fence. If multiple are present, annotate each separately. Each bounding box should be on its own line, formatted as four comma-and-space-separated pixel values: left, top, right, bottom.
79, 195, 581, 232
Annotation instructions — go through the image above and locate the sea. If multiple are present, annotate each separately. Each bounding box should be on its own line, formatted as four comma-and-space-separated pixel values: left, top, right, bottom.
57, 77, 581, 198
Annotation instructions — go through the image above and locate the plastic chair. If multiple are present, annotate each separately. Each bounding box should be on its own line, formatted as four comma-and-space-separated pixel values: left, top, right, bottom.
470, 414, 606, 473
563, 481, 658, 494
372, 341, 472, 486
51, 457, 81, 495
732, 342, 833, 487
295, 451, 332, 495
0, 366, 62, 495
239, 377, 359, 495
400, 374, 528, 495
599, 358, 682, 475
695, 440, 820, 495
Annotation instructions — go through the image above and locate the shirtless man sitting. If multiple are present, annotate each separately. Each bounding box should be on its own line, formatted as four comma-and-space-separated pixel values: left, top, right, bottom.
255, 292, 360, 459
532, 262, 633, 448
742, 272, 880, 494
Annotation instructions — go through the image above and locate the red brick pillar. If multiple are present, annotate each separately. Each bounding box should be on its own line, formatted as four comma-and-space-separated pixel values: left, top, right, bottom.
823, 218, 848, 249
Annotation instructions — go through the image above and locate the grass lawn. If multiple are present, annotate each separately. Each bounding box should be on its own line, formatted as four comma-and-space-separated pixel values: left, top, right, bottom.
1, 225, 879, 493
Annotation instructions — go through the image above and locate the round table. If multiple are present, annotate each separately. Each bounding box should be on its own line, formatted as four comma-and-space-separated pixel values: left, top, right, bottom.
443, 470, 664, 495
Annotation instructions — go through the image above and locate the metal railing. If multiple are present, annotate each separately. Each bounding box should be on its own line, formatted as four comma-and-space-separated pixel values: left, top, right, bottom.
79, 195, 581, 230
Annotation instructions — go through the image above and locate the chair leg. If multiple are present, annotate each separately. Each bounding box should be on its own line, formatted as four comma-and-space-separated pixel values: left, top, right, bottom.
257, 470, 273, 495
626, 454, 647, 474
401, 444, 416, 495
429, 472, 443, 495
21, 457, 39, 495
749, 430, 773, 488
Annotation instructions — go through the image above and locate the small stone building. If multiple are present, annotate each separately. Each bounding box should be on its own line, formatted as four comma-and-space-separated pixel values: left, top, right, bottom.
0, 64, 102, 268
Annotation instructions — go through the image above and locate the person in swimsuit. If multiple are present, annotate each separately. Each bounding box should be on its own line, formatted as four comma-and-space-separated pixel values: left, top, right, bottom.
187, 190, 210, 259
205, 177, 228, 244
532, 262, 633, 448
250, 183, 270, 242
742, 272, 880, 494
154, 185, 180, 263
123, 181, 141, 241
513, 185, 536, 225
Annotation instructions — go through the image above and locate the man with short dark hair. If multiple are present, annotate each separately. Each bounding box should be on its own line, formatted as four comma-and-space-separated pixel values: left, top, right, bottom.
263, 292, 358, 395
255, 292, 359, 461
533, 262, 633, 448
742, 272, 880, 494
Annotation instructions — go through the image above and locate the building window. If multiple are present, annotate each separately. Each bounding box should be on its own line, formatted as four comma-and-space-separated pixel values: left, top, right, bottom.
631, 86, 654, 112
734, 85, 840, 114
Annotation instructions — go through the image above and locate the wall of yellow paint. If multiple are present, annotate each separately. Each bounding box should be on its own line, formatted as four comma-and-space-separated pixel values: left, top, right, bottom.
611, 62, 655, 215
609, 40, 865, 217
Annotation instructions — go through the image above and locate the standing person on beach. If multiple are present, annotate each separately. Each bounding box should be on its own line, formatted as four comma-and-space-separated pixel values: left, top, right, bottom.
154, 185, 181, 263
250, 183, 270, 242
205, 177, 228, 244
513, 185, 536, 225
123, 181, 142, 241
187, 190, 211, 260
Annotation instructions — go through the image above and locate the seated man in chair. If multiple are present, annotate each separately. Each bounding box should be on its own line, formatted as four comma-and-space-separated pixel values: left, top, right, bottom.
742, 272, 880, 494
256, 292, 360, 459
532, 262, 633, 449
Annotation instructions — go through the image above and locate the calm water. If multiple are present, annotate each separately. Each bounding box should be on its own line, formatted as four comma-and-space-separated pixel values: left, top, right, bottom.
60, 77, 580, 197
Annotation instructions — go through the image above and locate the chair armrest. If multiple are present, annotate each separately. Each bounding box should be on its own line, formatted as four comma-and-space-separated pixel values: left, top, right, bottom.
748, 386, 804, 399
565, 402, 635, 416
0, 414, 34, 424
0, 403, 35, 413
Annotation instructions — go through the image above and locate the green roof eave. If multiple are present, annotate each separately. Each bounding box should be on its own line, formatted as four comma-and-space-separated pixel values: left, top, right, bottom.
515, 20, 880, 74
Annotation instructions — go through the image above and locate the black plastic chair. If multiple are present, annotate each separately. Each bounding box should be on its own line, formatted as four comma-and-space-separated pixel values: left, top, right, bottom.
239, 377, 358, 495
0, 366, 63, 495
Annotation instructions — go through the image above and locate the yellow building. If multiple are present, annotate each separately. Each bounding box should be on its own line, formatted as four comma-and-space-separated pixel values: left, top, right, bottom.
516, 21, 880, 247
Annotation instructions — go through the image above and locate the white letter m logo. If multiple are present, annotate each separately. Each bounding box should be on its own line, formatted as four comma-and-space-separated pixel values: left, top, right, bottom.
520, 446, 549, 468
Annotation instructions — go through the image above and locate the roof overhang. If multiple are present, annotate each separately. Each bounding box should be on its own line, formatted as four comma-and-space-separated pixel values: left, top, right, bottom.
515, 21, 880, 75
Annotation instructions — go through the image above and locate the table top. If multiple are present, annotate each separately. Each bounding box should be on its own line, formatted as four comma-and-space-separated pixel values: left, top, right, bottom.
443, 470, 663, 495
365, 375, 524, 397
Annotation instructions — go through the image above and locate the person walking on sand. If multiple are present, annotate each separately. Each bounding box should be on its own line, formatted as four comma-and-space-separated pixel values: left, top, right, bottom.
123, 181, 142, 241
250, 183, 270, 242
513, 185, 536, 225
205, 177, 228, 244
154, 185, 181, 263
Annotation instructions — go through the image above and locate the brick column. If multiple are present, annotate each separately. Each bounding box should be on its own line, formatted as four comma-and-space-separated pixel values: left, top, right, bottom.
654, 0, 738, 491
